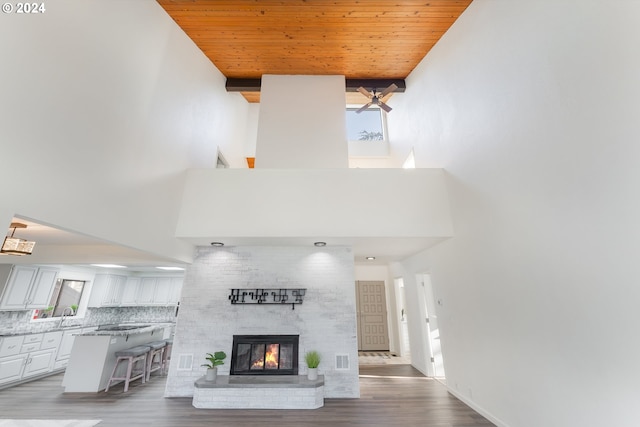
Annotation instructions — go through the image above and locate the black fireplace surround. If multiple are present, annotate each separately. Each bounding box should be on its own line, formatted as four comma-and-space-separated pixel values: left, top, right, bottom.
230, 335, 299, 376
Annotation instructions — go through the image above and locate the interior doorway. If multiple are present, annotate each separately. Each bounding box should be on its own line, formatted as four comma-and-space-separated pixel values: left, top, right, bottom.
355, 281, 390, 351
418, 274, 445, 378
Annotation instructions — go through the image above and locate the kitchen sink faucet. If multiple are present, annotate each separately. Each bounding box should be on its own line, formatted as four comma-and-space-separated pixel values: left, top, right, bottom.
58, 306, 74, 328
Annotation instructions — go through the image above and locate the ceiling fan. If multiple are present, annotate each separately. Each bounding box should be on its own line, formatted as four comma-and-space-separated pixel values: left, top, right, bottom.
356, 83, 398, 113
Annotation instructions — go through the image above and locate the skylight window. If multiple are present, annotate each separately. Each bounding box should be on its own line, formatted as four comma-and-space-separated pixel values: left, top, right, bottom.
346, 108, 386, 142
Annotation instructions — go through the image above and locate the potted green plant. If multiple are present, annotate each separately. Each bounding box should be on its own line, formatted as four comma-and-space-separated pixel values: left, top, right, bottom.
202, 351, 226, 382
305, 350, 321, 380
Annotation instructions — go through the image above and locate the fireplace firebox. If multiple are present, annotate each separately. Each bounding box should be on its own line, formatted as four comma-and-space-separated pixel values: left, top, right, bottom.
230, 335, 299, 375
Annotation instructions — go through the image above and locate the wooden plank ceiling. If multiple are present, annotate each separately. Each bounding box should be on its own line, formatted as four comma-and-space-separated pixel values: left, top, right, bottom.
157, 0, 472, 103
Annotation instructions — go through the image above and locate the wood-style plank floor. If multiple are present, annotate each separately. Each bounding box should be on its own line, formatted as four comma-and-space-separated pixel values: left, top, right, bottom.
0, 365, 494, 426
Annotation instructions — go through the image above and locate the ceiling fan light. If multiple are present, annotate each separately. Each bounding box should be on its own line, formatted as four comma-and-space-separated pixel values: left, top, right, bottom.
1, 222, 35, 256
1, 236, 35, 255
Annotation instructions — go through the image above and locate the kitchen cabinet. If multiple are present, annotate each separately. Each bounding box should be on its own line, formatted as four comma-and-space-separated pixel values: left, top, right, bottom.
88, 273, 182, 308
0, 335, 24, 358
120, 277, 140, 306
0, 266, 59, 310
116, 276, 182, 306
168, 277, 183, 304
142, 276, 182, 305
0, 354, 28, 384
153, 277, 173, 304
0, 330, 63, 386
137, 277, 156, 304
88, 274, 126, 307
22, 348, 57, 378
54, 328, 81, 370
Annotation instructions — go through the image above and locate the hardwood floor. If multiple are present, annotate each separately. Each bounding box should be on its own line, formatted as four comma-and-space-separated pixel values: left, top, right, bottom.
0, 365, 494, 426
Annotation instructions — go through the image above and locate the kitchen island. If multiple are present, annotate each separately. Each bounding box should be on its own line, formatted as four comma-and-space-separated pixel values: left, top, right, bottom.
62, 323, 172, 392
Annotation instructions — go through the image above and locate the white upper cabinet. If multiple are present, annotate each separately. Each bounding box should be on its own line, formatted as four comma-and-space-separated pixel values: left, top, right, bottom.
120, 277, 140, 306
87, 274, 126, 307
153, 277, 172, 305
88, 274, 183, 307
137, 278, 156, 304
169, 277, 183, 304
0, 266, 58, 310
29, 268, 59, 308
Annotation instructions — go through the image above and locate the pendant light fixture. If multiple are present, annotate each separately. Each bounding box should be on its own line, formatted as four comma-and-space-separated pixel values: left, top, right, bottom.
1, 222, 36, 256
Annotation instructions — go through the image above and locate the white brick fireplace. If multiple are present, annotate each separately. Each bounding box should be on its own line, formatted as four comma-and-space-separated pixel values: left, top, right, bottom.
164, 245, 360, 399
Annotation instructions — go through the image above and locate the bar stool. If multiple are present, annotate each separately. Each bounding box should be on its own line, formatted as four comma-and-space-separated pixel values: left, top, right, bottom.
146, 341, 167, 381
161, 338, 173, 374
105, 345, 151, 392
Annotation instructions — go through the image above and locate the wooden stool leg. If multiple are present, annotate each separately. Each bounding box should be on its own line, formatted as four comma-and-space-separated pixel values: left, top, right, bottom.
123, 356, 134, 392
105, 357, 123, 392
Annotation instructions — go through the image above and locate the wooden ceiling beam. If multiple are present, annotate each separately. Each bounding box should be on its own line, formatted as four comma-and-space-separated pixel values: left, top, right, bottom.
226, 78, 406, 93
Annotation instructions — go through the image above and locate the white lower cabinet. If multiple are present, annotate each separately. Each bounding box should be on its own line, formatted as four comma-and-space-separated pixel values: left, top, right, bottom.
22, 348, 56, 378
53, 328, 81, 370
0, 330, 63, 386
0, 335, 23, 357
0, 354, 28, 384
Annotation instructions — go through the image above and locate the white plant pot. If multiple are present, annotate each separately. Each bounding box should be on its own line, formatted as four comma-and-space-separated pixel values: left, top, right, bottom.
307, 367, 318, 381
205, 367, 217, 382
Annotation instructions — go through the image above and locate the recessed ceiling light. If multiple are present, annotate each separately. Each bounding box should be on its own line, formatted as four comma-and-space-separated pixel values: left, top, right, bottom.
211, 242, 224, 247
91, 264, 127, 269
366, 257, 376, 261
314, 242, 327, 247
156, 266, 185, 271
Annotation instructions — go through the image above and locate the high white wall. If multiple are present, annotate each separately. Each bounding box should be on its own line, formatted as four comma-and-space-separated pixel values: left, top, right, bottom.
388, 1, 640, 426
0, 0, 249, 263
255, 75, 348, 168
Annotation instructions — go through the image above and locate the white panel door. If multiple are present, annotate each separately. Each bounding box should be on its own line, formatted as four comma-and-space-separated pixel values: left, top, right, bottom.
153, 278, 172, 304
0, 354, 27, 384
23, 349, 56, 378
356, 281, 390, 351
1, 266, 37, 309
27, 267, 58, 308
137, 278, 156, 304
121, 277, 140, 306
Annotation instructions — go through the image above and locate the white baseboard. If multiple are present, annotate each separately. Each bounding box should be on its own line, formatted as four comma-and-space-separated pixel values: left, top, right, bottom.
446, 385, 509, 427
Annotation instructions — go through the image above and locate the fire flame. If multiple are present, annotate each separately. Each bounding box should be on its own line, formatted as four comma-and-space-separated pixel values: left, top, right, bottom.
251, 344, 280, 369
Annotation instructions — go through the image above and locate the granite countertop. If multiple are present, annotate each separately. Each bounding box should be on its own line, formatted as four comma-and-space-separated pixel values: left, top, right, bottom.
0, 322, 173, 338
80, 322, 173, 337
0, 325, 94, 337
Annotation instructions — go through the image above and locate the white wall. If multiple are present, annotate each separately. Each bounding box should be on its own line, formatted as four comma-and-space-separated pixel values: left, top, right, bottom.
165, 246, 360, 398
255, 75, 348, 168
388, 1, 640, 426
0, 0, 249, 263
176, 168, 453, 239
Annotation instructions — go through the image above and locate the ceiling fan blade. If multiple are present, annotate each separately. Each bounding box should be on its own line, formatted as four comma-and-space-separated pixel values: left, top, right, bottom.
356, 102, 373, 113
378, 101, 392, 113
379, 83, 398, 98
357, 87, 372, 98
